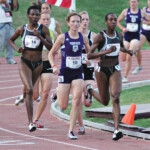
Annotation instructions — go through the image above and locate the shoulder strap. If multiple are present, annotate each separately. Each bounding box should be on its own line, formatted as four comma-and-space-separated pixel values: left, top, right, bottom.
21, 25, 25, 37
98, 31, 105, 51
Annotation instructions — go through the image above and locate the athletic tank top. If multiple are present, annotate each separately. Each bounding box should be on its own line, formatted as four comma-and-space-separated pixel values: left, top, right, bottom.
49, 18, 56, 31
125, 8, 142, 33
60, 32, 84, 75
22, 24, 44, 51
43, 29, 55, 51
82, 30, 94, 67
98, 30, 121, 58
142, 7, 150, 30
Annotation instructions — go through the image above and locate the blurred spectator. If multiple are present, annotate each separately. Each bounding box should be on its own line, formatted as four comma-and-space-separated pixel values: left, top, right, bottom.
0, 0, 18, 64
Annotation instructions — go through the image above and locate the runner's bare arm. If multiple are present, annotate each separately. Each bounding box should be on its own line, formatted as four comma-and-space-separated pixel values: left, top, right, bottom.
9, 26, 24, 53
87, 33, 116, 59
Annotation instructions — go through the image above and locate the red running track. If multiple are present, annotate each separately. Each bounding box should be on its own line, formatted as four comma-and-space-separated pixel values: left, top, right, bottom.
0, 51, 150, 150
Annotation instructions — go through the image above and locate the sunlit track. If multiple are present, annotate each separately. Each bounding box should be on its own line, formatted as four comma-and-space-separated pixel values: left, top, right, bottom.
0, 53, 150, 150
0, 127, 99, 150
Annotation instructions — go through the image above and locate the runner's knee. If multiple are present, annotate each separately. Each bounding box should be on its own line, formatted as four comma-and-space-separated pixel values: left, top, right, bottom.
42, 90, 49, 100
25, 87, 33, 96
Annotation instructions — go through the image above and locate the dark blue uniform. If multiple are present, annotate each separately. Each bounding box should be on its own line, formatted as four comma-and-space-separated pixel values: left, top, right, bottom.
58, 32, 84, 83
124, 8, 142, 42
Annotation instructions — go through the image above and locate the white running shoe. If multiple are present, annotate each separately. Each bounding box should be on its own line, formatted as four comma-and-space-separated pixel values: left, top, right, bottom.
68, 131, 78, 140
112, 130, 123, 141
29, 123, 36, 132
15, 95, 24, 106
122, 77, 128, 83
132, 66, 142, 75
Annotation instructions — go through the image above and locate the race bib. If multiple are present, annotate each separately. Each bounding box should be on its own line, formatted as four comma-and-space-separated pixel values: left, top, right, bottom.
82, 54, 87, 64
58, 76, 64, 83
127, 23, 138, 32
25, 35, 40, 48
66, 56, 81, 69
115, 64, 121, 71
142, 24, 150, 30
106, 43, 120, 56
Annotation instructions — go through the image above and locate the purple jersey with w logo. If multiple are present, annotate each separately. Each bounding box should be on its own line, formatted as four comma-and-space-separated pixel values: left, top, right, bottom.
124, 8, 142, 42
59, 32, 84, 76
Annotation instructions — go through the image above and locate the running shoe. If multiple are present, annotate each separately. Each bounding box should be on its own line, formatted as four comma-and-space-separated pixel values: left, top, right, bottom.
29, 123, 36, 132
122, 77, 128, 83
132, 66, 142, 75
112, 130, 123, 141
6, 59, 17, 64
85, 84, 93, 103
68, 131, 78, 140
78, 126, 85, 135
15, 95, 24, 106
51, 87, 58, 102
33, 120, 44, 128
36, 96, 41, 102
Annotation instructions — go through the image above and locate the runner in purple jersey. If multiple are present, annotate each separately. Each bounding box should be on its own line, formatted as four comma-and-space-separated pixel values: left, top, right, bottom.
133, 0, 150, 75
117, 0, 150, 83
48, 12, 90, 140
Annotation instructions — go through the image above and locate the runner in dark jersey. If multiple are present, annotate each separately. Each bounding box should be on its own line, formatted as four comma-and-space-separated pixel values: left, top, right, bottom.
77, 11, 97, 135
48, 12, 90, 140
87, 13, 133, 141
9, 6, 52, 132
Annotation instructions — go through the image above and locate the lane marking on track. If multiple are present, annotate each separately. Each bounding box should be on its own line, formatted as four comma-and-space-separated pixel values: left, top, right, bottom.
0, 79, 21, 83
0, 71, 18, 74
0, 104, 14, 106
0, 95, 20, 102
0, 75, 19, 78
0, 140, 34, 145
0, 85, 23, 90
0, 127, 99, 150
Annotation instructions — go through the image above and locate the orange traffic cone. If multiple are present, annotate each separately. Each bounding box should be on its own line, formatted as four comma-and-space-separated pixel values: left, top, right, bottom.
121, 103, 136, 125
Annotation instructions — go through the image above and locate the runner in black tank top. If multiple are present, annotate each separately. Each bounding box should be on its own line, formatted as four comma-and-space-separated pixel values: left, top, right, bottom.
87, 13, 133, 141
77, 11, 97, 135
9, 6, 52, 132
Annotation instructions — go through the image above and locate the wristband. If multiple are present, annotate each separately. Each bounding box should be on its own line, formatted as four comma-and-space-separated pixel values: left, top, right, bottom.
52, 65, 56, 68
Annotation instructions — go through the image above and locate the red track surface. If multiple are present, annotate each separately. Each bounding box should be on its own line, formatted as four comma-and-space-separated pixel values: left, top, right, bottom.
0, 52, 150, 150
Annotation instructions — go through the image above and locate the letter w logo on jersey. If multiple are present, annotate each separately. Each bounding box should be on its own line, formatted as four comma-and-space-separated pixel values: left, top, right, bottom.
72, 45, 78, 52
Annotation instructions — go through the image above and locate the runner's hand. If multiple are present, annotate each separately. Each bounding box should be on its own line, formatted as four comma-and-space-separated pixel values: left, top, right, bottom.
17, 47, 24, 53
53, 67, 59, 75
86, 60, 91, 66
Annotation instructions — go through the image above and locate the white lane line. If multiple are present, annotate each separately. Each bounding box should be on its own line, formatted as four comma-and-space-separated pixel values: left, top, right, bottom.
0, 75, 19, 78
0, 95, 20, 102
0, 71, 18, 74
0, 127, 99, 150
0, 140, 34, 145
0, 79, 21, 83
0, 85, 23, 90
